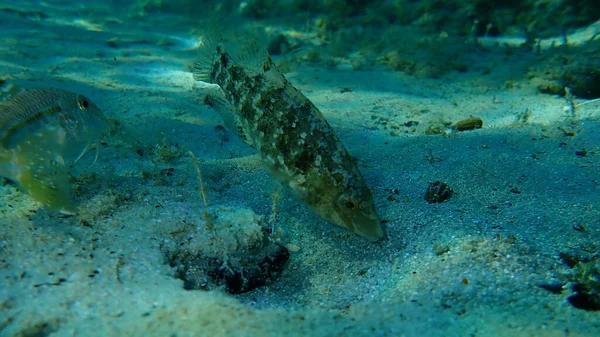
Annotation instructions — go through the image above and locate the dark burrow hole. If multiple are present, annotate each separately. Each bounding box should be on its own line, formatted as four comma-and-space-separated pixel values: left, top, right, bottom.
167, 241, 289, 295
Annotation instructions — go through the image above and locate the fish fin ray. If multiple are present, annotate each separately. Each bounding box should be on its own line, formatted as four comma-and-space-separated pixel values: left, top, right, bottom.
228, 38, 270, 76
73, 145, 89, 164
193, 21, 223, 83
92, 144, 99, 166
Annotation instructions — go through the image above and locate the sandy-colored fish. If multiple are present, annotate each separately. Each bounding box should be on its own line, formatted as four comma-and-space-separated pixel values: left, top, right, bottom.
0, 85, 107, 212
193, 34, 384, 241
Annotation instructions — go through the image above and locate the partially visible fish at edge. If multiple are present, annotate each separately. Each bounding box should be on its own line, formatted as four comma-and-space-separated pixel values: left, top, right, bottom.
192, 32, 384, 242
0, 83, 108, 213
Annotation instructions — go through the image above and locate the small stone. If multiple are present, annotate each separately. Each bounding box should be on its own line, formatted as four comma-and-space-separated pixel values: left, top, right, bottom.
424, 181, 454, 204
452, 117, 483, 131
433, 243, 450, 255
575, 149, 588, 157
286, 244, 300, 252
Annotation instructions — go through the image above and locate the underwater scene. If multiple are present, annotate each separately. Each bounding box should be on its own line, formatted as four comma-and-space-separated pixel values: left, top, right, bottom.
0, 0, 599, 336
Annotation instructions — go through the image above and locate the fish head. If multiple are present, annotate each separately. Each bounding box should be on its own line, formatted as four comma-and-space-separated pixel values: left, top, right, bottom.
329, 183, 384, 242
306, 170, 384, 242
57, 93, 108, 160
63, 94, 107, 137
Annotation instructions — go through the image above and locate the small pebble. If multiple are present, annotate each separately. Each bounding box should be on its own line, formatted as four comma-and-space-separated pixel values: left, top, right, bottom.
452, 117, 483, 131
575, 149, 588, 157
424, 181, 453, 204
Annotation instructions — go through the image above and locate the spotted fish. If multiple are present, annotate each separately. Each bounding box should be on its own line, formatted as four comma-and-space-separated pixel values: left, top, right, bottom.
0, 84, 108, 212
193, 34, 384, 241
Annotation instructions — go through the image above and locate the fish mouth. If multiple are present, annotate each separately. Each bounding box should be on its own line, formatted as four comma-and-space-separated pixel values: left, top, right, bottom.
351, 212, 385, 242
326, 205, 385, 242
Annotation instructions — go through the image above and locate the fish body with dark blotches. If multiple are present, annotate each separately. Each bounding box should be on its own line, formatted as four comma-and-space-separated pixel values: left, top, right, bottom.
0, 85, 107, 212
193, 36, 384, 241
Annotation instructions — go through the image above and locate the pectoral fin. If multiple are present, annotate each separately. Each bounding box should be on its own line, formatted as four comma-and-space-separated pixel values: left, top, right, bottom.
10, 139, 76, 213
17, 161, 74, 213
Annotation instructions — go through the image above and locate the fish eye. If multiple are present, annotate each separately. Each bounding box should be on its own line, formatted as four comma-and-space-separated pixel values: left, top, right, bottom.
78, 97, 90, 111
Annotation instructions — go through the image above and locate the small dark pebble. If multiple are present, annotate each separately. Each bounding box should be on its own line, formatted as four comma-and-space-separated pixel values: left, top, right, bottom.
160, 168, 175, 177
106, 39, 119, 48
433, 243, 450, 256
424, 181, 453, 204
573, 223, 586, 232
339, 87, 352, 93
575, 149, 588, 157
509, 187, 521, 194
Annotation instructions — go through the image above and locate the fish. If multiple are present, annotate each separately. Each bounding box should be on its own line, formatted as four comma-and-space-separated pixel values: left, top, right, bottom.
192, 33, 384, 241
0, 83, 108, 213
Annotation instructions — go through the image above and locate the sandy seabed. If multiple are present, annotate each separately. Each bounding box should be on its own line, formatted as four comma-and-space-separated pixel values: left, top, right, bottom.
0, 2, 599, 336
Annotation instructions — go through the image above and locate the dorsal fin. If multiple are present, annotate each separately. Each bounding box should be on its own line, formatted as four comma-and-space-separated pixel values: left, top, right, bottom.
227, 37, 270, 76
193, 20, 224, 83
193, 21, 272, 82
